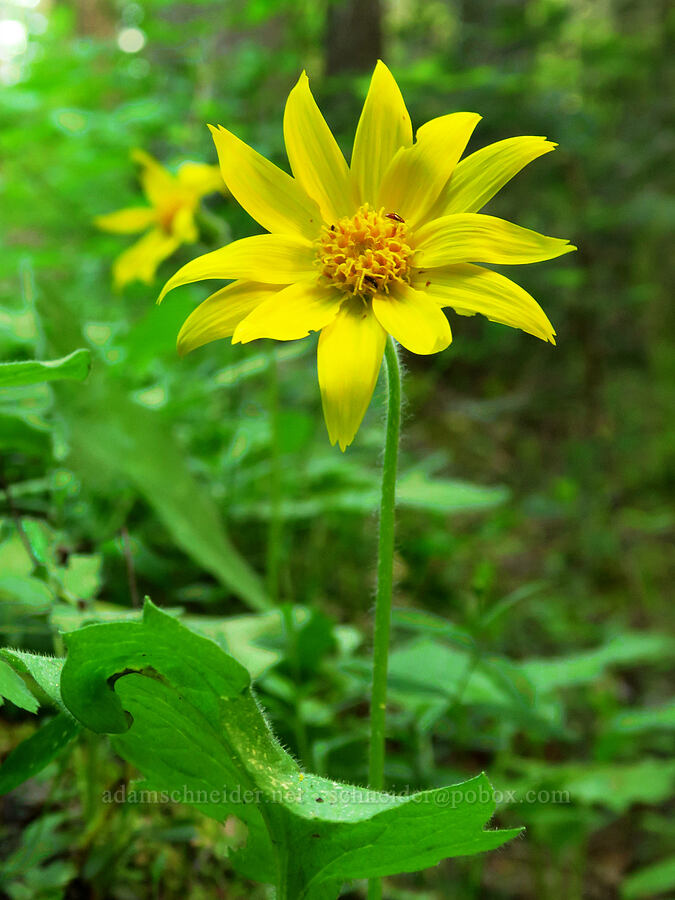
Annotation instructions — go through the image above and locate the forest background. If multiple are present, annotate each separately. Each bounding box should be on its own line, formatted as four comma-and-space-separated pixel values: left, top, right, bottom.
0, 0, 673, 897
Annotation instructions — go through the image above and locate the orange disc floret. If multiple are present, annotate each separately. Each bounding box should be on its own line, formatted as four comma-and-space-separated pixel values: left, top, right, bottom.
317, 204, 413, 297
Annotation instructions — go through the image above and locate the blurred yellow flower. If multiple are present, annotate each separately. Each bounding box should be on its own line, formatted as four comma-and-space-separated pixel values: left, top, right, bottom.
95, 149, 223, 289
159, 62, 575, 450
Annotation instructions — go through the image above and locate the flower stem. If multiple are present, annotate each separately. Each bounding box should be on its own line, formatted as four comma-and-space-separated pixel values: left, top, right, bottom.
368, 337, 401, 900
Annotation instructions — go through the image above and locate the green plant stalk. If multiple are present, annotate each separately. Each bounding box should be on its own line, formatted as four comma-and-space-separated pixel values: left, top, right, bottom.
368, 337, 402, 900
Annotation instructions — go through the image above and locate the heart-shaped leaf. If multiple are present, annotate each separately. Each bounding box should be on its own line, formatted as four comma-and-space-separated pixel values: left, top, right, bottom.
58, 600, 520, 898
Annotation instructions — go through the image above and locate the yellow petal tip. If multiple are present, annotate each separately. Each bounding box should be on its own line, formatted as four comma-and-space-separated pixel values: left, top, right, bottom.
230, 326, 245, 345
328, 431, 351, 452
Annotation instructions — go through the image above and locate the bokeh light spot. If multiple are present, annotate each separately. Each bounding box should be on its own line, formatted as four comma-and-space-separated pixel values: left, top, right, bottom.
0, 19, 28, 59
117, 26, 146, 54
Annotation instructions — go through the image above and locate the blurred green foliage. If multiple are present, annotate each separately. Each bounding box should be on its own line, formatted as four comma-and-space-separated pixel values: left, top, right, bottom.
0, 0, 672, 897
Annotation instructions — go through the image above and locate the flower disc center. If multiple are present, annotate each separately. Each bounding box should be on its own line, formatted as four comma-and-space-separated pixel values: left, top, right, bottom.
157, 199, 184, 234
317, 204, 413, 297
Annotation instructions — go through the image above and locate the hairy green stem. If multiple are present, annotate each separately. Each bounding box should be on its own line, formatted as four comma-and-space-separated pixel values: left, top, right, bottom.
368, 337, 401, 900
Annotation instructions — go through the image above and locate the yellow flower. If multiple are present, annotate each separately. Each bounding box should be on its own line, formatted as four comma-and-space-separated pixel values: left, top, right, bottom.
95, 149, 223, 290
159, 62, 575, 450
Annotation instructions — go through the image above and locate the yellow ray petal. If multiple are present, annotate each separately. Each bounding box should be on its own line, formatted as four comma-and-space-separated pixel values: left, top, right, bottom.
317, 298, 387, 451
372, 283, 452, 355
428, 136, 557, 218
176, 161, 224, 197
94, 207, 157, 234
177, 281, 283, 355
413, 263, 555, 343
283, 71, 353, 223
414, 213, 576, 267
351, 60, 412, 206
232, 280, 341, 344
113, 228, 179, 289
377, 112, 481, 228
171, 205, 198, 243
209, 124, 321, 240
132, 148, 178, 207
158, 234, 316, 303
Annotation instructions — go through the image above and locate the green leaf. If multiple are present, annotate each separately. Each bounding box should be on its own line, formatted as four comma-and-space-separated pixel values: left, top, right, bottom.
608, 702, 675, 735
0, 713, 80, 795
59, 601, 520, 897
561, 759, 675, 814
0, 649, 65, 710
0, 574, 53, 612
1, 811, 77, 895
61, 601, 250, 734
0, 349, 91, 387
60, 378, 270, 612
49, 603, 282, 678
212, 342, 309, 388
508, 757, 675, 815
57, 553, 102, 601
232, 471, 508, 520
367, 637, 555, 730
396, 470, 509, 514
521, 631, 675, 692
0, 412, 51, 454
49, 601, 355, 680
0, 657, 39, 712
187, 610, 292, 677
622, 855, 675, 899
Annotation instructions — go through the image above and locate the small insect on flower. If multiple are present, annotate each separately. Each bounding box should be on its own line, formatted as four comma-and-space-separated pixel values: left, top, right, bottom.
159, 61, 575, 450
95, 150, 223, 290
